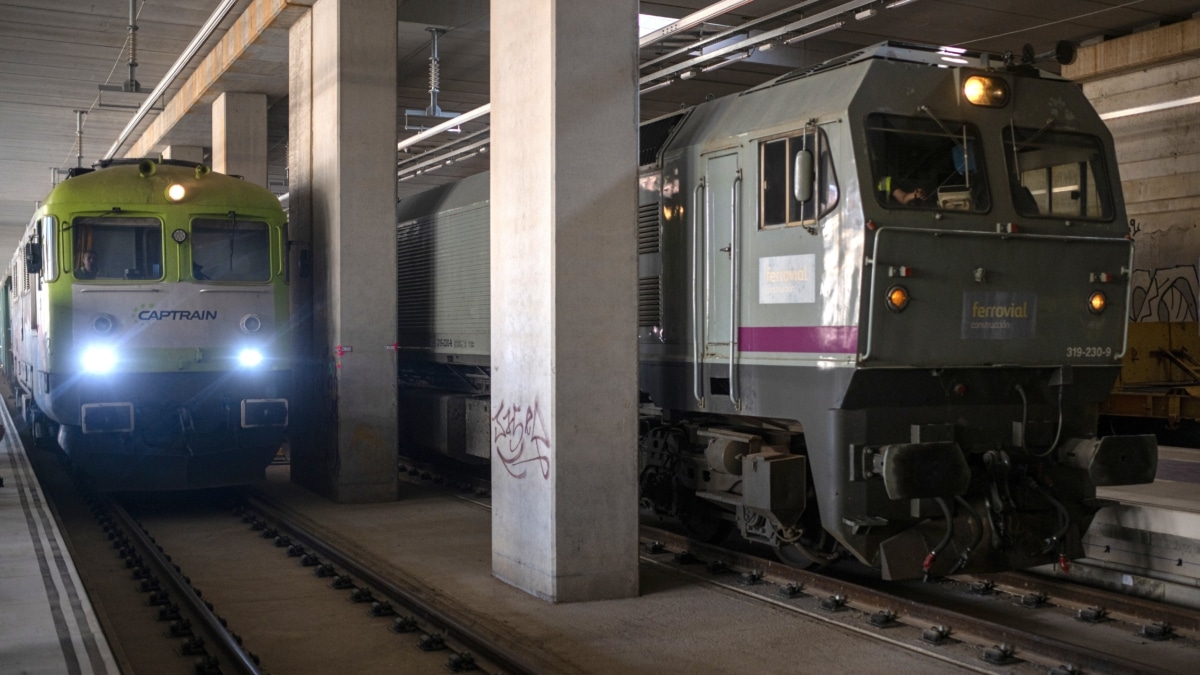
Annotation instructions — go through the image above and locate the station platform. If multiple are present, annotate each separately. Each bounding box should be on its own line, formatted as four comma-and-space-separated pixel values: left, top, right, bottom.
0, 402, 118, 674
1049, 445, 1200, 607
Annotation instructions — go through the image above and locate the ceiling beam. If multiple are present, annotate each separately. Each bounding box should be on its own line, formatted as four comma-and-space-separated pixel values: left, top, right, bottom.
123, 0, 314, 159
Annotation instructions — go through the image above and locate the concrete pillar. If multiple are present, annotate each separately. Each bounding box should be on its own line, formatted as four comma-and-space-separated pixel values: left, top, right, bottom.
162, 145, 205, 164
297, 0, 398, 502
490, 0, 639, 601
212, 92, 267, 187
286, 10, 330, 494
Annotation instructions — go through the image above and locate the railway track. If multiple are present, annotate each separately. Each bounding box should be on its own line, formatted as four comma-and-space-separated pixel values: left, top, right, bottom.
423, 465, 1200, 675
27, 443, 534, 674
635, 525, 1200, 674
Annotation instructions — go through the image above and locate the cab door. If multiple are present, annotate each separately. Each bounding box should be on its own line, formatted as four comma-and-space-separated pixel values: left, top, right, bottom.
702, 151, 742, 406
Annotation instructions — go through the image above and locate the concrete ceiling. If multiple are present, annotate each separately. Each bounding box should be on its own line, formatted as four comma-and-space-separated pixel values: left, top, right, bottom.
2, 0, 1199, 254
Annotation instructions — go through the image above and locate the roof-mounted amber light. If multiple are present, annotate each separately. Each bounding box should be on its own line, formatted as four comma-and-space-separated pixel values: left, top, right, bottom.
1088, 291, 1107, 315
964, 75, 1009, 107
165, 183, 186, 202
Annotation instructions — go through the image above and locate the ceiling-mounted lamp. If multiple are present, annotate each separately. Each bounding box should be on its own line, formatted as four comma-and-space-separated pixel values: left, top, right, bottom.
758, 40, 780, 52
783, 21, 844, 46
855, 9, 877, 20
679, 68, 701, 80
640, 78, 676, 95
885, 0, 921, 8
701, 50, 752, 74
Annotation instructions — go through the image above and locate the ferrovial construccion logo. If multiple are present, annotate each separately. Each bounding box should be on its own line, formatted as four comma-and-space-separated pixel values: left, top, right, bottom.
132, 303, 218, 322
961, 292, 1037, 339
759, 254, 816, 304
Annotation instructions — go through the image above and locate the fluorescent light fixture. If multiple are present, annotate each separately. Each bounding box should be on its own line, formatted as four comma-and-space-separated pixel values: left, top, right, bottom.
639, 1, 755, 48
885, 0, 920, 8
758, 40, 780, 52
700, 51, 751, 74
783, 21, 844, 45
639, 79, 675, 95
941, 56, 969, 64
638, 14, 676, 38
1099, 94, 1200, 120
855, 9, 877, 20
679, 68, 701, 80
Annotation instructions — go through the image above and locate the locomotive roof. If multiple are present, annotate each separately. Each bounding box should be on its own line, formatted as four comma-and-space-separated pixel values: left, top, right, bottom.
751, 40, 1066, 95
43, 159, 283, 214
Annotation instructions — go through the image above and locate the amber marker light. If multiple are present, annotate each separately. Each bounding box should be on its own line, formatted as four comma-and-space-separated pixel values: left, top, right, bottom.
886, 285, 910, 312
963, 75, 1009, 107
1088, 291, 1107, 315
165, 183, 187, 202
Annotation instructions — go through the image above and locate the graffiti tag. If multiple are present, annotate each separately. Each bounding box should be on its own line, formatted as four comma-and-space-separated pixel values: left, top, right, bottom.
491, 399, 551, 480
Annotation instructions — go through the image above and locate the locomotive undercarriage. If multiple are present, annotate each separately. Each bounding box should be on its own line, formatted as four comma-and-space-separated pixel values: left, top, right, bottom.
638, 365, 1159, 580
32, 371, 291, 490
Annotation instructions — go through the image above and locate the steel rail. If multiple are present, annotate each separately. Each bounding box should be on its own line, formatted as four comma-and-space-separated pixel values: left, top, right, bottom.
109, 500, 262, 675
245, 494, 537, 675
641, 525, 1160, 675
986, 571, 1200, 634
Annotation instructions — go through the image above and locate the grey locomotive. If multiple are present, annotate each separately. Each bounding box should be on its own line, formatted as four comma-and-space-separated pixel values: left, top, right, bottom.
395, 42, 1157, 580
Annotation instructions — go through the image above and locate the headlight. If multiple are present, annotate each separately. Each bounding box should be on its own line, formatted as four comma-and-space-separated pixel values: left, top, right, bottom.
81, 346, 117, 374
963, 75, 1009, 107
1088, 291, 1107, 314
166, 183, 187, 202
238, 349, 264, 368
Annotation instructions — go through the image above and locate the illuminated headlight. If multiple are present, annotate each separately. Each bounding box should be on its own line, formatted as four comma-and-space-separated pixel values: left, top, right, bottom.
238, 349, 264, 368
165, 183, 187, 202
1088, 291, 1107, 315
963, 75, 1009, 107
81, 346, 118, 374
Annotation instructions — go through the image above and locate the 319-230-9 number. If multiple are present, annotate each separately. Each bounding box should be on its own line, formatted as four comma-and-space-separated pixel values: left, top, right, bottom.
1066, 346, 1112, 358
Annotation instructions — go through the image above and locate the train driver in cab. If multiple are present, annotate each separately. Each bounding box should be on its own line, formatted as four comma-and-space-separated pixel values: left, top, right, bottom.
76, 250, 99, 279
877, 176, 929, 205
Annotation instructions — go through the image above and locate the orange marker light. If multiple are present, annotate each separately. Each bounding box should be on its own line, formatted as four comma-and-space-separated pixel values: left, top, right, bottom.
886, 285, 910, 312
1088, 291, 1107, 314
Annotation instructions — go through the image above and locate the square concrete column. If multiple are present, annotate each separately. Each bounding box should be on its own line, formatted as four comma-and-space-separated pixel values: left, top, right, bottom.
212, 92, 267, 187
490, 0, 640, 601
289, 0, 398, 502
162, 145, 205, 164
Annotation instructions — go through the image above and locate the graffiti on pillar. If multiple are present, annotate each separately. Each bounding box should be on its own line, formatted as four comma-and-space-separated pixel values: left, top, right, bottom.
1129, 265, 1199, 322
491, 399, 551, 480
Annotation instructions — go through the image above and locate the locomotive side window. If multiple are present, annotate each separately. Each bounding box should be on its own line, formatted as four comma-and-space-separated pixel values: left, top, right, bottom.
867, 114, 990, 212
192, 218, 271, 282
759, 128, 838, 229
1004, 127, 1112, 221
72, 217, 164, 281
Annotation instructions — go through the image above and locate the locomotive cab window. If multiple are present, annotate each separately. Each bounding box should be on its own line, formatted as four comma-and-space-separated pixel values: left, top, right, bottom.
72, 217, 163, 281
760, 127, 838, 228
867, 114, 990, 212
1004, 127, 1113, 220
192, 218, 271, 282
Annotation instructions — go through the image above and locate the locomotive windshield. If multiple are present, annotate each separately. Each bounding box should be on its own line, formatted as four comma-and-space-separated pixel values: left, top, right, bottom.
72, 217, 163, 281
1004, 126, 1113, 221
867, 114, 990, 212
192, 218, 271, 282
